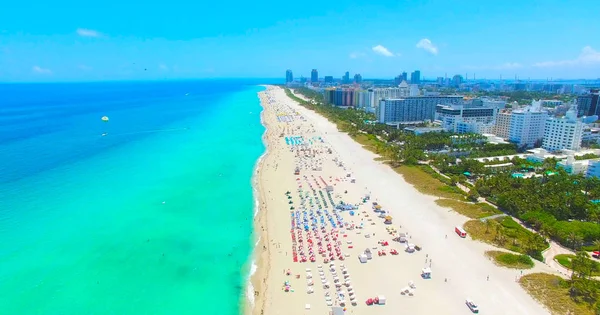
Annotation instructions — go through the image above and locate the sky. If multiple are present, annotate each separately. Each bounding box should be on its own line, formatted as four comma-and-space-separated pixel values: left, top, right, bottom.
1, 0, 599, 82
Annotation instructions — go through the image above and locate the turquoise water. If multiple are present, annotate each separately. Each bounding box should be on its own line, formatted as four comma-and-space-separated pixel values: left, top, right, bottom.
0, 81, 266, 314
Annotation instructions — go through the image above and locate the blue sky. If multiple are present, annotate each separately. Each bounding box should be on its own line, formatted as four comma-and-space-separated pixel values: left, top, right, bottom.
1, 0, 599, 82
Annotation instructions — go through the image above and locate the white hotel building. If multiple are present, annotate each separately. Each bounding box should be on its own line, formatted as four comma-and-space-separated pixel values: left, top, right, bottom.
542, 109, 584, 152
435, 103, 499, 134
508, 101, 548, 148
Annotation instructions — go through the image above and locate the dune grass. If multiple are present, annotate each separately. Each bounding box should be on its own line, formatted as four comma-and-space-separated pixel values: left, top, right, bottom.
519, 273, 596, 315
485, 250, 534, 269
436, 199, 502, 219
393, 165, 465, 200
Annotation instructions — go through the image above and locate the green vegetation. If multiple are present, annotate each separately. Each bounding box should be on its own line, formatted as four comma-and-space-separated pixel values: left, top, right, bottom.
485, 250, 534, 269
575, 153, 600, 161
392, 165, 464, 200
436, 199, 500, 219
555, 254, 600, 276
476, 172, 600, 249
520, 273, 599, 315
464, 217, 548, 261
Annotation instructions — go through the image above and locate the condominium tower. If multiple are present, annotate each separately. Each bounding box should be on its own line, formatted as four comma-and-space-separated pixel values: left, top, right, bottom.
542, 108, 584, 152
509, 101, 548, 148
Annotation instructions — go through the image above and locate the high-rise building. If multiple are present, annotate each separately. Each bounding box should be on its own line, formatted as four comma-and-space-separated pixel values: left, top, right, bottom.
401, 72, 408, 82
356, 90, 372, 110
509, 100, 548, 148
311, 69, 319, 83
324, 76, 334, 83
543, 108, 584, 152
342, 71, 350, 84
494, 110, 512, 139
377, 96, 463, 124
354, 73, 362, 84
576, 90, 600, 117
437, 77, 444, 86
394, 75, 402, 86
285, 69, 294, 83
323, 88, 356, 107
369, 86, 410, 109
410, 70, 421, 84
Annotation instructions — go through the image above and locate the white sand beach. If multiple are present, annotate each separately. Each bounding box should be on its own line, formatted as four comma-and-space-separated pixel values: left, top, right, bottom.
251, 85, 555, 315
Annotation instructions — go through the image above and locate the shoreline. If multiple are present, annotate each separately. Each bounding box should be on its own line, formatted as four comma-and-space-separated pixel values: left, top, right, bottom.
246, 88, 272, 315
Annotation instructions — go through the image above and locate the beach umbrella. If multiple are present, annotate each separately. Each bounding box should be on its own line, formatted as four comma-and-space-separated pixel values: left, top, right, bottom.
101, 116, 109, 122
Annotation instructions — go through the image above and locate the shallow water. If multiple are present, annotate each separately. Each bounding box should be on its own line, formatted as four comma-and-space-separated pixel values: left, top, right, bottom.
0, 80, 265, 314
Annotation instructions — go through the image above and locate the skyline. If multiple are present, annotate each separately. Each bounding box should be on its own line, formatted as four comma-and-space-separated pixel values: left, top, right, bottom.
1, 0, 600, 82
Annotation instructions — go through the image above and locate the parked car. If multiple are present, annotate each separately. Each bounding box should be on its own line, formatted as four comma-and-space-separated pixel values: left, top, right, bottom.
466, 299, 479, 313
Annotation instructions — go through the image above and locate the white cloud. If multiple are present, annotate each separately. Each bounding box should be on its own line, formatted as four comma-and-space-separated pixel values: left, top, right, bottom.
349, 52, 366, 59
416, 38, 438, 55
76, 28, 102, 37
497, 62, 523, 69
533, 46, 600, 67
372, 45, 394, 57
32, 66, 52, 74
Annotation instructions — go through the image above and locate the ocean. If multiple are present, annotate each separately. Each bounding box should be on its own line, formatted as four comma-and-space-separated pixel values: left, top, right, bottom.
0, 80, 268, 314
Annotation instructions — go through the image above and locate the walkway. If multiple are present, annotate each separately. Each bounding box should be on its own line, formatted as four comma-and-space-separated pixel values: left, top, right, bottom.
479, 213, 507, 221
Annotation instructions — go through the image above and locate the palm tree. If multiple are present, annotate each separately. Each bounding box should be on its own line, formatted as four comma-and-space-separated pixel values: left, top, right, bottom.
485, 219, 492, 234
494, 224, 502, 241
567, 232, 582, 251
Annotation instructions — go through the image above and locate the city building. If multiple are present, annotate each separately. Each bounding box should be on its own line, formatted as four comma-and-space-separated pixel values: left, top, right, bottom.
480, 98, 506, 110
542, 108, 584, 152
452, 75, 464, 87
576, 89, 600, 117
285, 69, 293, 83
435, 102, 499, 134
367, 85, 410, 111
311, 69, 319, 83
541, 100, 563, 107
342, 71, 350, 84
324, 88, 356, 107
582, 126, 600, 145
394, 75, 402, 86
436, 77, 444, 86
586, 159, 600, 178
401, 72, 408, 82
354, 74, 362, 84
557, 155, 589, 175
494, 110, 512, 139
409, 84, 420, 97
324, 76, 334, 83
405, 127, 444, 135
410, 70, 421, 84
377, 96, 463, 124
508, 100, 548, 148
